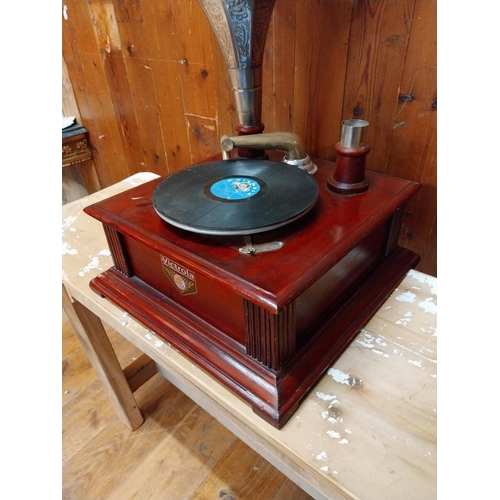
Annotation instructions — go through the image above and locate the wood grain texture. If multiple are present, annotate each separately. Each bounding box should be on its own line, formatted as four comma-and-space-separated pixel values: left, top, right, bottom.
62, 0, 436, 276
385, 0, 437, 273
62, 310, 312, 500
62, 285, 144, 430
293, 0, 352, 160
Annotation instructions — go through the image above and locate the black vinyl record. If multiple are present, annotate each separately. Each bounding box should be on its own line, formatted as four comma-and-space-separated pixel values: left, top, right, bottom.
152, 159, 319, 235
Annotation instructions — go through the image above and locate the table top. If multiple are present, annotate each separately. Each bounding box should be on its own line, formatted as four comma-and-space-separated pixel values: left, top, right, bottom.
62, 172, 437, 500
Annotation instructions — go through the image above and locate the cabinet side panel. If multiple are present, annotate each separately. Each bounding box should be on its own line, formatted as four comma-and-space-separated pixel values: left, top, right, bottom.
295, 221, 389, 339
124, 235, 246, 346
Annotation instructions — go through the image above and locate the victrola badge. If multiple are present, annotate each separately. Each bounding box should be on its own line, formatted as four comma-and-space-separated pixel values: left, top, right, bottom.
161, 255, 197, 296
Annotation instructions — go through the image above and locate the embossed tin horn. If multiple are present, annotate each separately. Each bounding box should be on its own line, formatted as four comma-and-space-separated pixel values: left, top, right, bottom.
198, 0, 276, 158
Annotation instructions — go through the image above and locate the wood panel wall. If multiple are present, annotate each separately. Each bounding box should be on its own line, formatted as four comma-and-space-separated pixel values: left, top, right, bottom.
62, 0, 437, 276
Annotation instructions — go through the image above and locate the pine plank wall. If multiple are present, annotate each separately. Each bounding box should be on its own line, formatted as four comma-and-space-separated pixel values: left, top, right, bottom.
62, 0, 437, 277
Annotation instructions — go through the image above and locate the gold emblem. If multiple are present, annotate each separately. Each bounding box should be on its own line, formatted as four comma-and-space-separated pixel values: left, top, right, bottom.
161, 255, 197, 295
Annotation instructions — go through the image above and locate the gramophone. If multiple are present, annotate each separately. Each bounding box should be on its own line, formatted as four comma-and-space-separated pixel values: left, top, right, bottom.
84, 0, 420, 428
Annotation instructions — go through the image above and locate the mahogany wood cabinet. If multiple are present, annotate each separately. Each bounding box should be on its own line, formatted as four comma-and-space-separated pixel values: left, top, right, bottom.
84, 155, 420, 427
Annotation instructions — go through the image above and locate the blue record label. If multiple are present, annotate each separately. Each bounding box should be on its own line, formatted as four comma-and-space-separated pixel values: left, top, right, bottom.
210, 177, 261, 200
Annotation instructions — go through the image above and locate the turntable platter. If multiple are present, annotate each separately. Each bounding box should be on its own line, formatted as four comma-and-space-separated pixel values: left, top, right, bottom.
152, 159, 319, 235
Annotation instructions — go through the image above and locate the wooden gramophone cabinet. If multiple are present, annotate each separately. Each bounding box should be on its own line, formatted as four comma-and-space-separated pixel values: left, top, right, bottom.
84, 151, 420, 428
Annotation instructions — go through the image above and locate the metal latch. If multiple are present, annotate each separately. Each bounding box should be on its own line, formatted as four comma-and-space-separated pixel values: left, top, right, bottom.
239, 235, 284, 255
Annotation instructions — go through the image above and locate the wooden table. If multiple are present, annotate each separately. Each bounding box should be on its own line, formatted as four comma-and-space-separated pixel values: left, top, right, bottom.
62, 173, 437, 500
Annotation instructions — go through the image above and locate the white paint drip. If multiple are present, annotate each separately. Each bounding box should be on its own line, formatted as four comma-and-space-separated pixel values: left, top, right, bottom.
62, 215, 77, 231
408, 359, 423, 368
359, 331, 436, 366
372, 349, 389, 358
357, 330, 390, 356
324, 429, 349, 444
407, 269, 437, 295
120, 312, 130, 327
395, 311, 413, 326
395, 290, 416, 303
327, 368, 354, 385
356, 330, 375, 348
62, 241, 78, 255
321, 411, 339, 423
420, 346, 435, 355
97, 249, 111, 257
326, 430, 341, 439
327, 368, 349, 384
320, 466, 328, 472
78, 256, 102, 276
316, 451, 328, 460
418, 297, 437, 314
316, 392, 339, 403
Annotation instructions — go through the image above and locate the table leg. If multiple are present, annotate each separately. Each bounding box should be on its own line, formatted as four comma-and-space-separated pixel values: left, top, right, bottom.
62, 285, 144, 430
